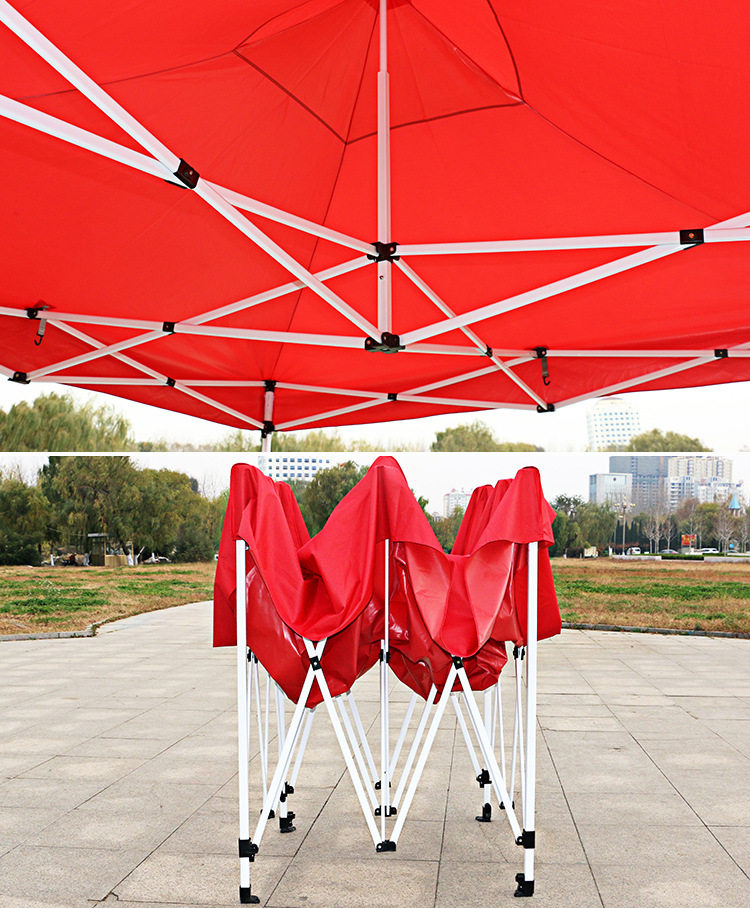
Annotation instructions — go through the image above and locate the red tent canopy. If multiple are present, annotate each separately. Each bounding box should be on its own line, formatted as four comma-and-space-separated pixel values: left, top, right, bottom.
2, 1, 749, 435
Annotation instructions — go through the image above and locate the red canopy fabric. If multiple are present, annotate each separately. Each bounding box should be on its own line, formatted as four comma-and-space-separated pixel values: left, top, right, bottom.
214, 458, 560, 701
1, 2, 749, 434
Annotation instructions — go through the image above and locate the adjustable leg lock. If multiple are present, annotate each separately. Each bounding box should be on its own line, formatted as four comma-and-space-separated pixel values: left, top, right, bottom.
279, 814, 296, 833
499, 800, 515, 810
376, 840, 397, 853
239, 887, 260, 904
514, 873, 534, 897
476, 769, 491, 787
374, 805, 397, 816
475, 802, 492, 823
374, 780, 392, 790
279, 783, 295, 801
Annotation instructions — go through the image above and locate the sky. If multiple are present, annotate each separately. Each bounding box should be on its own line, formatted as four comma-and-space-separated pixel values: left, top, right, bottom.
2, 378, 750, 453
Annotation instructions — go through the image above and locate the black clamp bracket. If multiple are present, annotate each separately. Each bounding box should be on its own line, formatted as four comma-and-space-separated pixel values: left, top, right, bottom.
376, 840, 397, 852
379, 648, 391, 663
174, 159, 200, 189
238, 838, 259, 861
516, 829, 536, 849
387, 392, 398, 402
264, 379, 277, 392
513, 645, 525, 661
261, 421, 275, 438
476, 769, 491, 787
535, 346, 550, 386
715, 349, 729, 358
483, 345, 493, 357
166, 377, 176, 387
279, 782, 294, 802
374, 805, 397, 816
536, 403, 555, 413
679, 228, 704, 245
452, 655, 464, 669
9, 372, 30, 384
309, 654, 322, 671
365, 332, 404, 353
162, 322, 176, 334
367, 241, 400, 263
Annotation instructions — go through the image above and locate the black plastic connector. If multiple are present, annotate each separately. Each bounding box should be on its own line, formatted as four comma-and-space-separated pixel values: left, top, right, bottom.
379, 649, 391, 663
264, 379, 277, 392
9, 372, 30, 384
367, 241, 400, 263
476, 769, 491, 787
279, 783, 294, 802
535, 346, 550, 386
174, 159, 200, 189
499, 799, 515, 810
387, 392, 398, 402
374, 805, 397, 816
166, 377, 176, 387
309, 654, 322, 671
536, 403, 555, 413
484, 345, 493, 357
514, 873, 534, 897
279, 815, 296, 833
679, 228, 704, 245
239, 886, 260, 904
452, 655, 464, 669
364, 332, 404, 353
513, 645, 525, 660
715, 349, 729, 358
517, 829, 535, 849
376, 840, 397, 852
476, 802, 492, 823
261, 420, 275, 438
162, 322, 175, 334
238, 838, 259, 860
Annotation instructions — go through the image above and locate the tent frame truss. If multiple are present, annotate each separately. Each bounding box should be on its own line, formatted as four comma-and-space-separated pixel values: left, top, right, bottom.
234, 538, 542, 901
2, 1, 750, 434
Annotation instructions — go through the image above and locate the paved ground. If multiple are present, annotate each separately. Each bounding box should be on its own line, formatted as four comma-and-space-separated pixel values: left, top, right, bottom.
1, 601, 749, 908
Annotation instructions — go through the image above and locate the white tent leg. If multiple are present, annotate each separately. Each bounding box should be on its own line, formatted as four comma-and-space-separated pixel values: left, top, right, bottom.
303, 640, 382, 847
496, 676, 510, 811
346, 691, 379, 784
289, 706, 316, 790
379, 538, 393, 830
455, 665, 522, 843
274, 683, 294, 832
451, 692, 487, 820
252, 657, 269, 804
389, 692, 418, 779
235, 540, 258, 905
392, 685, 437, 810
517, 542, 539, 898
337, 697, 378, 809
390, 668, 457, 846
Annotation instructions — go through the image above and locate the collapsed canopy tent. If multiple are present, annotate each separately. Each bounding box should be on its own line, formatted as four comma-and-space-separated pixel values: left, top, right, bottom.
1, 1, 750, 438
218, 457, 560, 899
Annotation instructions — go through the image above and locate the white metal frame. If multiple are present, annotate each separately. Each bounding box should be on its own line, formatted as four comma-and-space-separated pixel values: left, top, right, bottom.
235, 533, 543, 901
2, 0, 750, 438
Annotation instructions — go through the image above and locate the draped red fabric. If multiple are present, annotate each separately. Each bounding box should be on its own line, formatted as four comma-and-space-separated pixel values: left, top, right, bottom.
1, 2, 749, 432
213, 458, 560, 702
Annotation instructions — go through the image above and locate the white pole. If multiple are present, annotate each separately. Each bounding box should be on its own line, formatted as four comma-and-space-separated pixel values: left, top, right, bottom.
337, 698, 378, 809
519, 542, 539, 896
451, 693, 482, 777
346, 691, 379, 783
391, 668, 457, 844
289, 707, 316, 790
252, 658, 268, 802
392, 686, 437, 808
234, 539, 254, 902
380, 538, 391, 832
377, 0, 392, 334
274, 683, 290, 828
389, 692, 418, 779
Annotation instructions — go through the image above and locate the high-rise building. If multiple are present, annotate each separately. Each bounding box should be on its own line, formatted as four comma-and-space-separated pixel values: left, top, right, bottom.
443, 488, 471, 517
258, 455, 332, 483
609, 455, 671, 511
586, 398, 641, 451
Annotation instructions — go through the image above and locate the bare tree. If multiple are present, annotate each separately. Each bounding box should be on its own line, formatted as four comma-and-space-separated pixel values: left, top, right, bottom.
714, 502, 736, 554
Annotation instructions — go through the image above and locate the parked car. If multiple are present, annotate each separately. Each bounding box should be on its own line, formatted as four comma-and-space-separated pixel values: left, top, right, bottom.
659, 549, 679, 555
699, 547, 719, 554
626, 547, 641, 555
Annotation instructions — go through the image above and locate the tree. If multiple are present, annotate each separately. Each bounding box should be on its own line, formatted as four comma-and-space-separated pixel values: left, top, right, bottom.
427, 507, 465, 553
296, 461, 369, 535
0, 393, 134, 451
576, 501, 617, 552
624, 429, 709, 452
431, 420, 540, 452
0, 476, 50, 564
713, 502, 736, 553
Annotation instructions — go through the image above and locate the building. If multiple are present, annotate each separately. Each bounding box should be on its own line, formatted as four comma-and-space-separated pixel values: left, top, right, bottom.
668, 455, 732, 482
609, 455, 671, 512
443, 488, 471, 517
589, 473, 633, 506
258, 455, 332, 483
586, 398, 641, 451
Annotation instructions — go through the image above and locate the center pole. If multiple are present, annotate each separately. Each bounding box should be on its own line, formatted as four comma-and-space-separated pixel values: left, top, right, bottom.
377, 0, 392, 334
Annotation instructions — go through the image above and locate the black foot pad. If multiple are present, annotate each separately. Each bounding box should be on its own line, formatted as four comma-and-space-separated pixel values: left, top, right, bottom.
514, 873, 534, 897
476, 803, 492, 822
376, 839, 397, 853
239, 886, 260, 904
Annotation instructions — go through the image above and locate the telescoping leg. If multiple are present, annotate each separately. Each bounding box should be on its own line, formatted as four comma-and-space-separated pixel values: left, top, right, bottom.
235, 540, 259, 905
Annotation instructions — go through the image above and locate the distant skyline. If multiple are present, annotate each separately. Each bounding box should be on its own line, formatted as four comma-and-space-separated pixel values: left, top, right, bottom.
4, 451, 750, 518
2, 379, 750, 453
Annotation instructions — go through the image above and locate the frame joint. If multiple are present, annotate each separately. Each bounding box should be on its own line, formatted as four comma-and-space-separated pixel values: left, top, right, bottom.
367, 241, 400, 263
365, 332, 404, 353
174, 159, 200, 189
679, 228, 704, 245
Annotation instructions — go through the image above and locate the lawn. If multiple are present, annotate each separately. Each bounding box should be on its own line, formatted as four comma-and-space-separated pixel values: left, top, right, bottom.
552, 557, 750, 635
0, 562, 216, 635
2, 556, 749, 638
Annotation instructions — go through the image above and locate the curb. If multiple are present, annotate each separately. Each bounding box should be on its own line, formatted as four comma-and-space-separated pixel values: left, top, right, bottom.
0, 623, 98, 642
562, 621, 750, 640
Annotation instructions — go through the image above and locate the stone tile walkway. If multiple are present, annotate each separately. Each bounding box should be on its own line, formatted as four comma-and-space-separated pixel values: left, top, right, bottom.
1, 602, 749, 907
